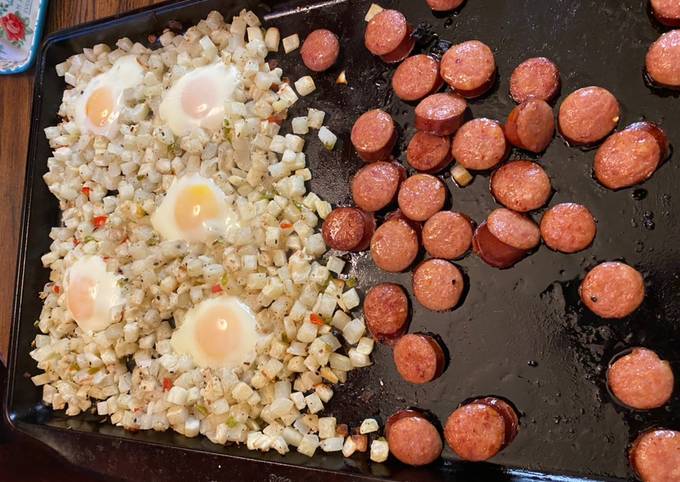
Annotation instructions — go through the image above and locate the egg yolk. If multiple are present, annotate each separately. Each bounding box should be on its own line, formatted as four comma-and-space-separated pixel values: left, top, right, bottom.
195, 305, 243, 360
85, 87, 115, 128
67, 275, 97, 322
174, 184, 221, 233
181, 76, 218, 119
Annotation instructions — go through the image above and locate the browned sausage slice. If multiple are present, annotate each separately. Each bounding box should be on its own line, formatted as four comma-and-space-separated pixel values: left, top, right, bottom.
629, 430, 680, 482
351, 109, 397, 162
490, 160, 552, 212
413, 259, 464, 311
363, 283, 409, 343
386, 410, 443, 466
607, 348, 674, 410
321, 207, 375, 252
415, 93, 468, 136
423, 211, 473, 259
370, 217, 420, 272
393, 333, 445, 384
444, 398, 519, 462
364, 9, 415, 63
440, 40, 496, 98
392, 55, 443, 102
406, 132, 452, 173
351, 161, 405, 212
626, 121, 671, 161
509, 57, 561, 104
579, 261, 645, 319
558, 86, 620, 145
487, 208, 540, 251
398, 174, 447, 222
504, 99, 555, 153
425, 0, 465, 11
472, 222, 528, 269
651, 0, 680, 26
593, 128, 661, 190
451, 118, 508, 170
646, 30, 680, 88
300, 29, 340, 72
539, 203, 596, 253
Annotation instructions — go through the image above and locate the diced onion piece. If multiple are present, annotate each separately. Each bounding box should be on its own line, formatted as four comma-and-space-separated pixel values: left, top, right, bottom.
282, 33, 300, 53
451, 163, 473, 187
342, 318, 365, 345
297, 433, 320, 457
265, 27, 280, 51
342, 435, 357, 457
336, 70, 347, 85
307, 108, 326, 129
359, 418, 379, 434
290, 391, 307, 410
329, 353, 352, 372
315, 383, 333, 403
341, 288, 360, 310
326, 256, 345, 275
318, 127, 337, 150
304, 392, 324, 414
349, 348, 372, 368
320, 436, 345, 452
318, 417, 337, 439
365, 3, 384, 21
295, 76, 316, 96
370, 438, 389, 463
292, 116, 309, 135
282, 426, 303, 447
356, 337, 375, 356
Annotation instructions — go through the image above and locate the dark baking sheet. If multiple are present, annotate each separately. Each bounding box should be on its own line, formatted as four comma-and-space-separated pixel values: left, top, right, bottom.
6, 0, 680, 480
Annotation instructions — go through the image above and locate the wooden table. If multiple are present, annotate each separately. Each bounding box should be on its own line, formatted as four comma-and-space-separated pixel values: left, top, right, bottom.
0, 0, 167, 366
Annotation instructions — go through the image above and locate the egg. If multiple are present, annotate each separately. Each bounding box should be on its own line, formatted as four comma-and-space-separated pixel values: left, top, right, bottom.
74, 55, 145, 139
171, 296, 261, 369
151, 173, 239, 243
64, 256, 123, 333
159, 62, 241, 136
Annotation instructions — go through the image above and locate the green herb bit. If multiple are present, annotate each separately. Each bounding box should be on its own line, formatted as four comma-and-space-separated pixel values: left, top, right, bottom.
226, 416, 238, 428
345, 277, 358, 288
195, 404, 208, 416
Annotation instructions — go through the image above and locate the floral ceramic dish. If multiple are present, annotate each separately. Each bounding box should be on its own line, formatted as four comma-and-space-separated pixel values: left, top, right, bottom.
0, 0, 48, 74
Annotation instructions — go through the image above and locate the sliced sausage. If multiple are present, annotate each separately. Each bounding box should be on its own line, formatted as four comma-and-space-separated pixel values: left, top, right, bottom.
351, 161, 405, 212
363, 283, 409, 343
321, 207, 375, 252
370, 217, 420, 272
626, 121, 671, 161
607, 348, 674, 410
472, 221, 528, 269
646, 30, 680, 89
406, 132, 452, 173
593, 128, 661, 190
386, 410, 443, 466
504, 99, 555, 153
364, 9, 415, 63
487, 208, 540, 251
300, 29, 340, 72
651, 0, 680, 27
444, 397, 519, 462
426, 0, 465, 12
398, 174, 447, 222
393, 333, 445, 384
629, 430, 680, 482
579, 261, 645, 319
451, 118, 508, 171
423, 211, 473, 259
414, 93, 468, 136
509, 57, 561, 104
392, 55, 443, 102
490, 160, 552, 212
540, 203, 596, 253
351, 109, 397, 162
558, 86, 620, 146
413, 259, 464, 311
440, 40, 496, 98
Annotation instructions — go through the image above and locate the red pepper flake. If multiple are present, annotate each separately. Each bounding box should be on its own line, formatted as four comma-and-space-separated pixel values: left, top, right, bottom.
73, 239, 80, 246
211, 284, 223, 294
280, 222, 293, 229
93, 215, 108, 229
267, 114, 284, 125
52, 285, 61, 294
310, 313, 324, 326
162, 378, 173, 392
81, 186, 91, 196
